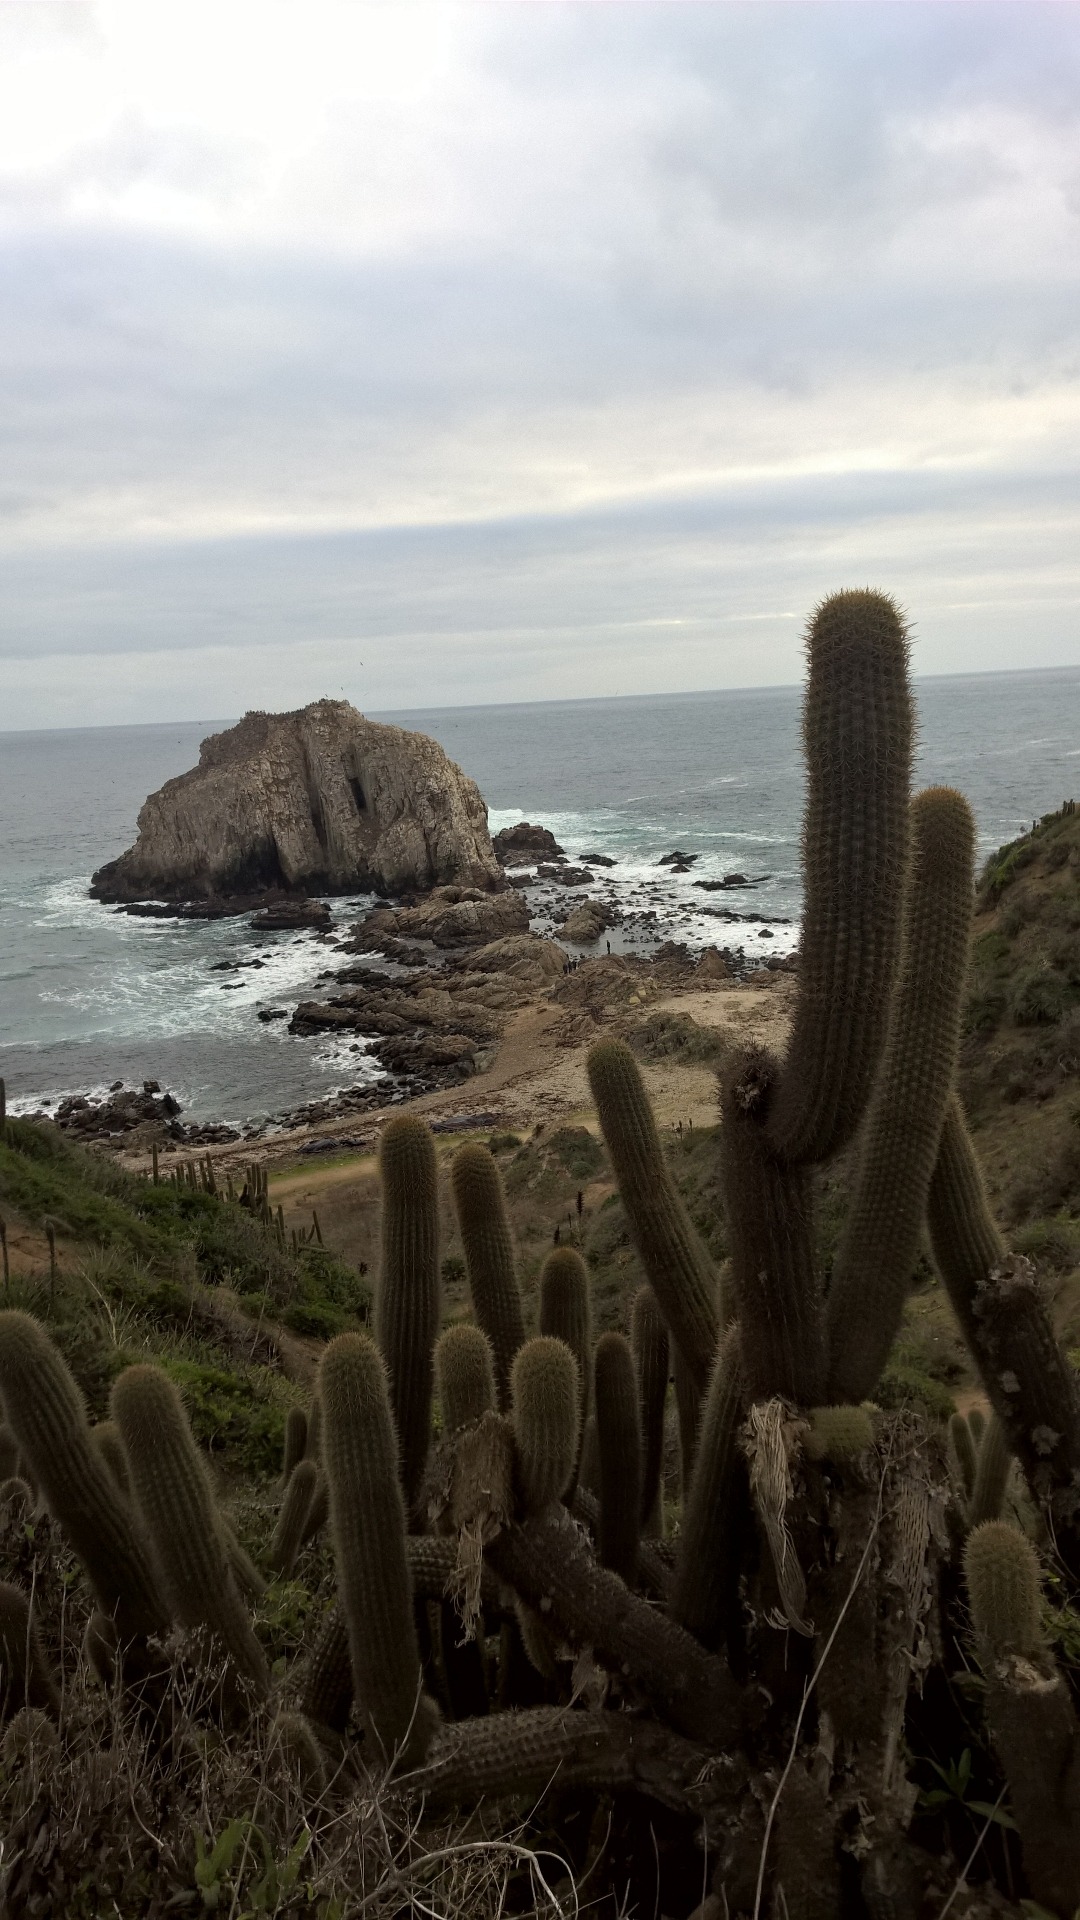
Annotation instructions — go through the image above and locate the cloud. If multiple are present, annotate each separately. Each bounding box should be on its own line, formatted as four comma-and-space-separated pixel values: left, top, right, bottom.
1, 2, 1079, 723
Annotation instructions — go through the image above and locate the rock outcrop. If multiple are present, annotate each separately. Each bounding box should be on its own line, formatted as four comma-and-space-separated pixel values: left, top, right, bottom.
492, 822, 565, 865
91, 701, 501, 904
345, 886, 530, 954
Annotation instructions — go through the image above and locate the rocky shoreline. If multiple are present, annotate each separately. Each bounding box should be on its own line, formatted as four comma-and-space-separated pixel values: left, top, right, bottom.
18, 818, 798, 1149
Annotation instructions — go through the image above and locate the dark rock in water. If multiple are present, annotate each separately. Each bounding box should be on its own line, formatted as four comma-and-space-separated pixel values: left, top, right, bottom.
658, 850, 698, 868
693, 872, 773, 892
578, 851, 617, 866
91, 699, 501, 906
249, 899, 332, 931
43, 1083, 184, 1140
492, 821, 565, 865
257, 1008, 289, 1022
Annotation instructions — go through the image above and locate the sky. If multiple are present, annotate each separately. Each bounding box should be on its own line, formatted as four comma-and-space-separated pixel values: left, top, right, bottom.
3, 0, 1080, 729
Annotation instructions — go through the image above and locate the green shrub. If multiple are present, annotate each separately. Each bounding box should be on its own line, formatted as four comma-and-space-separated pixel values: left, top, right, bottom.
1011, 965, 1072, 1027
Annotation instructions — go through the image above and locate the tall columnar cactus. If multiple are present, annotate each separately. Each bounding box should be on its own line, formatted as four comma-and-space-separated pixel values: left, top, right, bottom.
270, 1456, 319, 1578
510, 1336, 580, 1516
320, 1332, 435, 1768
0, 1581, 60, 1722
928, 1099, 1080, 1577
719, 1047, 825, 1407
0, 1312, 167, 1644
969, 1414, 1012, 1529
450, 1145, 525, 1410
593, 1332, 642, 1586
587, 1040, 719, 1394
670, 1327, 745, 1649
111, 1364, 269, 1696
671, 1342, 701, 1495
765, 589, 914, 1166
949, 1411, 977, 1500
377, 1115, 442, 1511
826, 787, 976, 1400
539, 1247, 593, 1495
631, 1286, 669, 1535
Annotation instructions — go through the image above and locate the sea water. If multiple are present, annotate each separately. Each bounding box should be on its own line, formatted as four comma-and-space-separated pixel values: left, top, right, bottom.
1, 668, 1077, 1127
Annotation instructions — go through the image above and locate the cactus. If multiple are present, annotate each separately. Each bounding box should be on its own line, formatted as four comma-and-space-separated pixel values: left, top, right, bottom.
281, 1405, 308, 1485
967, 1405, 986, 1445
670, 1327, 745, 1650
719, 1046, 826, 1407
305, 1395, 322, 1463
671, 1341, 701, 1495
111, 1364, 269, 1696
510, 1336, 580, 1516
827, 787, 976, 1400
0, 1581, 60, 1721
587, 1039, 719, 1394
270, 1456, 319, 1577
969, 1413, 1012, 1528
450, 1145, 525, 1409
273, 1711, 327, 1798
631, 1287, 668, 1534
435, 1323, 496, 1435
964, 1521, 1043, 1658
377, 1115, 442, 1511
805, 1405, 875, 1462
949, 1411, 977, 1499
0, 1312, 167, 1643
0, 1425, 17, 1483
320, 1332, 435, 1768
928, 1099, 1080, 1577
89, 1420, 130, 1497
539, 1247, 592, 1498
593, 1332, 641, 1586
765, 589, 914, 1166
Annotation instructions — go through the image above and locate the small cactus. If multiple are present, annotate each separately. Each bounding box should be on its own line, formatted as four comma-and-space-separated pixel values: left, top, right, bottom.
510, 1336, 580, 1516
969, 1413, 1012, 1529
593, 1332, 641, 1586
631, 1286, 669, 1534
670, 1328, 745, 1649
587, 1040, 719, 1395
435, 1323, 496, 1436
964, 1521, 1043, 1658
281, 1406, 308, 1486
377, 1115, 442, 1511
89, 1420, 131, 1497
320, 1332, 436, 1767
450, 1145, 525, 1410
949, 1411, 977, 1499
270, 1456, 319, 1578
111, 1363, 269, 1695
805, 1405, 875, 1462
538, 1247, 592, 1497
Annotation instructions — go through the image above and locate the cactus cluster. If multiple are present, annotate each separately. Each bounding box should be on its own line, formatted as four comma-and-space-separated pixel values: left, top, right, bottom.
2, 590, 1080, 1917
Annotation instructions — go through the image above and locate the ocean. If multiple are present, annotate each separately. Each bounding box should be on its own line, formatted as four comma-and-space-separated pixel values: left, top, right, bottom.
1, 667, 1078, 1129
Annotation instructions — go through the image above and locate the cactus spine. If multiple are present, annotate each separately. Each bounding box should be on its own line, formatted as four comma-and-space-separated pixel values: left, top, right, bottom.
631, 1286, 669, 1534
928, 1099, 1080, 1578
111, 1364, 269, 1695
0, 1312, 166, 1643
376, 1115, 442, 1511
435, 1323, 496, 1436
320, 1332, 434, 1767
587, 1040, 719, 1394
510, 1336, 580, 1516
827, 787, 976, 1400
270, 1455, 319, 1577
766, 589, 913, 1166
450, 1145, 525, 1409
593, 1332, 641, 1585
720, 1046, 826, 1407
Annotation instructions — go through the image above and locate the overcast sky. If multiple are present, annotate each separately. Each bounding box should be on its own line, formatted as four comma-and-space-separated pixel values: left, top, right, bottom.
3, 1, 1080, 728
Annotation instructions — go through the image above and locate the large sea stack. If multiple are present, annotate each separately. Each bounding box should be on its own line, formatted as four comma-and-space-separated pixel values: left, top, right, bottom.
91, 700, 501, 904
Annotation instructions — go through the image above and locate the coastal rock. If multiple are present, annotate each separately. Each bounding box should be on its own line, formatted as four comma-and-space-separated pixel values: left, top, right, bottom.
91, 700, 501, 905
562, 898, 614, 944
492, 821, 564, 865
348, 885, 529, 952
696, 946, 731, 982
463, 934, 567, 984
249, 899, 332, 931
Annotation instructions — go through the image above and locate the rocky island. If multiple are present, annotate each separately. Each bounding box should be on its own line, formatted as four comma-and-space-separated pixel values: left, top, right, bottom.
91, 699, 501, 906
